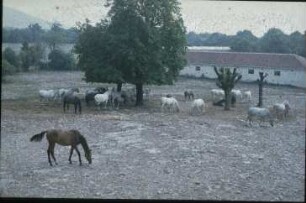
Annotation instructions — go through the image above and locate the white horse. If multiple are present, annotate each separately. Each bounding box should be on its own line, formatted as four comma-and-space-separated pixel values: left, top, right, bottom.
273, 100, 290, 120
94, 90, 111, 109
143, 88, 151, 100
243, 90, 252, 102
210, 89, 224, 102
231, 89, 242, 101
110, 90, 126, 109
247, 107, 274, 127
190, 99, 205, 115
160, 97, 180, 113
39, 90, 59, 102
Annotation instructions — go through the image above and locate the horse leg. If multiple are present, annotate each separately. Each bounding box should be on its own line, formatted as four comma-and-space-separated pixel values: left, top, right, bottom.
63, 102, 66, 113
75, 146, 82, 165
196, 106, 201, 114
78, 102, 81, 114
69, 147, 74, 164
50, 143, 57, 165
116, 100, 120, 110
104, 101, 107, 109
47, 144, 53, 166
247, 116, 252, 127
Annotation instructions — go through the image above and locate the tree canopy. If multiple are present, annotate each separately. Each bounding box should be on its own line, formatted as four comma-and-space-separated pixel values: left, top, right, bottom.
259, 28, 290, 53
75, 0, 187, 105
230, 30, 258, 52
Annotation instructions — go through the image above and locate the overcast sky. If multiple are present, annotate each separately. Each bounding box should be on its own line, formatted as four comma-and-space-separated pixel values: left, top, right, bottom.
3, 0, 306, 37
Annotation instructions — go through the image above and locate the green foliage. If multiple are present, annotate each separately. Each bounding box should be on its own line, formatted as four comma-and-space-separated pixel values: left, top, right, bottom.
289, 31, 305, 57
2, 59, 19, 76
259, 28, 290, 53
214, 66, 242, 110
186, 31, 232, 46
48, 49, 76, 71
27, 23, 45, 43
44, 23, 66, 51
230, 30, 258, 52
3, 47, 20, 67
19, 42, 31, 71
29, 43, 45, 67
18, 42, 45, 71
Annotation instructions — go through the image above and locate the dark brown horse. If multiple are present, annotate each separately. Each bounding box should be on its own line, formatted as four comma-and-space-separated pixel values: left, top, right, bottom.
30, 129, 92, 166
184, 90, 194, 101
63, 94, 82, 114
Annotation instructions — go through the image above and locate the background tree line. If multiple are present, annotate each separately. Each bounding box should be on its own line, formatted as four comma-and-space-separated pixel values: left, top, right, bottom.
4, 24, 305, 57
187, 28, 305, 57
3, 23, 78, 44
2, 23, 78, 76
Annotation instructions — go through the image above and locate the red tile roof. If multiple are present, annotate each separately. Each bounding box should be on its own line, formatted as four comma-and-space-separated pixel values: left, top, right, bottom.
186, 51, 306, 71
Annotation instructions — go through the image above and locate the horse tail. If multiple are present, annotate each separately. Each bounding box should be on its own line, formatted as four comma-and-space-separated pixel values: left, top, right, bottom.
30, 131, 47, 142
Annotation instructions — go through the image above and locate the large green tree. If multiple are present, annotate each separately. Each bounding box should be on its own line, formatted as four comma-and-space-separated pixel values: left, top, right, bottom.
75, 0, 187, 106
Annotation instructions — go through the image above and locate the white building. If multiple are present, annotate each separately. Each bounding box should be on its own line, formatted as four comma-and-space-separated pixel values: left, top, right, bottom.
180, 50, 306, 88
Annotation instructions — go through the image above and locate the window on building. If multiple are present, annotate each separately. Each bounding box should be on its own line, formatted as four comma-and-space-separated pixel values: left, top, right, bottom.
195, 66, 201, 71
248, 69, 254, 74
274, 71, 281, 76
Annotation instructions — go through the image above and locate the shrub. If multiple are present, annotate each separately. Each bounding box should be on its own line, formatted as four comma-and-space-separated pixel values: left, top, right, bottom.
3, 47, 20, 67
2, 59, 18, 76
48, 49, 77, 71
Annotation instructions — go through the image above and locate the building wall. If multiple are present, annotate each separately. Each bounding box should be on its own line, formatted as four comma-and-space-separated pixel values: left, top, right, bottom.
180, 64, 306, 88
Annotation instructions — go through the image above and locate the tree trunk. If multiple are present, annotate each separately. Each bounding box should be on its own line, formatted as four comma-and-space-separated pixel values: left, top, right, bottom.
117, 82, 122, 92
135, 83, 143, 106
257, 72, 266, 107
257, 83, 263, 107
224, 90, 231, 110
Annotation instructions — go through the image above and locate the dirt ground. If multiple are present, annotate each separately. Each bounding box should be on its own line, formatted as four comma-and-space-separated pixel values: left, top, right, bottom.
1, 71, 305, 201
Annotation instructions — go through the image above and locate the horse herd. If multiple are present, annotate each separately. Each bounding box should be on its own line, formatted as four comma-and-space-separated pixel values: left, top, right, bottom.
38, 86, 291, 127
39, 86, 140, 114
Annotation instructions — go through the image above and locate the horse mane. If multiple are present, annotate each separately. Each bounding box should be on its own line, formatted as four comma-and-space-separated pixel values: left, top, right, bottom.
79, 135, 90, 154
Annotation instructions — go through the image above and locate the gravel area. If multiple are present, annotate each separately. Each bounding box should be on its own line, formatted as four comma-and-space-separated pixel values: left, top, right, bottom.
1, 71, 305, 201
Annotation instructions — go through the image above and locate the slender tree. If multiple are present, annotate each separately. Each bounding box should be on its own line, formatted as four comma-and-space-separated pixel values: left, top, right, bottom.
214, 66, 242, 110
257, 72, 268, 107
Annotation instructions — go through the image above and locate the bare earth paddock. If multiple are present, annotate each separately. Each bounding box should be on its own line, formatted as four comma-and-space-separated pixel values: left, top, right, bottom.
1, 71, 305, 201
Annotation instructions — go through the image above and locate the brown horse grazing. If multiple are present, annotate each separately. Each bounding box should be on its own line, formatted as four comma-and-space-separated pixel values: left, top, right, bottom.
30, 129, 92, 166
